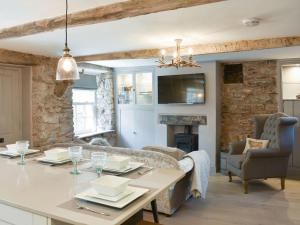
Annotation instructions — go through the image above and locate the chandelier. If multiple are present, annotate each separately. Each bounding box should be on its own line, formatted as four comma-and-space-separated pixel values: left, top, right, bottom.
157, 39, 200, 68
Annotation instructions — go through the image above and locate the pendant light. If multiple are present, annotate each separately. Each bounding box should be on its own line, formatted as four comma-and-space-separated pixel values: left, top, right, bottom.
56, 0, 79, 80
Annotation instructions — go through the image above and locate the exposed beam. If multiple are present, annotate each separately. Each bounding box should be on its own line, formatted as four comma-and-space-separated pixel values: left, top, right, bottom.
0, 48, 53, 66
0, 0, 224, 39
75, 36, 300, 62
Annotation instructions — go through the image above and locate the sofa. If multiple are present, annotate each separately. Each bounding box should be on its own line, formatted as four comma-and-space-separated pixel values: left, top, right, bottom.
41, 143, 193, 215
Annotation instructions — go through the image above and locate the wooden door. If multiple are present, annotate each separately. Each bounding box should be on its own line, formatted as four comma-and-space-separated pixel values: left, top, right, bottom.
0, 66, 22, 146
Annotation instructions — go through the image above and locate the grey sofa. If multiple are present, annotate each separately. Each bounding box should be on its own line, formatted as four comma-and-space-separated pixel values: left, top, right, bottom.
227, 113, 298, 194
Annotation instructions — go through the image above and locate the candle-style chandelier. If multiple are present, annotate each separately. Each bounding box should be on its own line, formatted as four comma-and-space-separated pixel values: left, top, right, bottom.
157, 39, 200, 68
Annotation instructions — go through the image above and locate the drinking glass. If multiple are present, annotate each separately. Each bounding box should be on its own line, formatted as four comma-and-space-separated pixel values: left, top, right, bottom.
91, 152, 107, 177
16, 140, 29, 165
68, 146, 83, 175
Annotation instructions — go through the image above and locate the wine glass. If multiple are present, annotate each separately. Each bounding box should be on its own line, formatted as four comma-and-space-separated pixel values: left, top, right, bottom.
91, 152, 107, 177
68, 146, 83, 175
16, 140, 29, 165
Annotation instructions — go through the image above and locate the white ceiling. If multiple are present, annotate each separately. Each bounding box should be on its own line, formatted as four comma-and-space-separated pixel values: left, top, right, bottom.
0, 0, 125, 28
0, 0, 299, 58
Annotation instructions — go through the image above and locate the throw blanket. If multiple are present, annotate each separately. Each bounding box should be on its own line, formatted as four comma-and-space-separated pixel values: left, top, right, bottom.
184, 150, 210, 199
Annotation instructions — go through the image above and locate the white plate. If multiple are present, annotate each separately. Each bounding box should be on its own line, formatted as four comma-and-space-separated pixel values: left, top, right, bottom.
103, 162, 144, 173
75, 186, 149, 209
0, 149, 40, 157
36, 156, 71, 164
85, 188, 134, 202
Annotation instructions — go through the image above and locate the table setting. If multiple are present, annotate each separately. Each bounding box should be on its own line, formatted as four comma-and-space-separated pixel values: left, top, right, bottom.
0, 141, 155, 219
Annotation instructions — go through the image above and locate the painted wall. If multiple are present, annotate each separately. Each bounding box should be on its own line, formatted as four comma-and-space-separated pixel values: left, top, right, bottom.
154, 62, 220, 171
114, 62, 221, 171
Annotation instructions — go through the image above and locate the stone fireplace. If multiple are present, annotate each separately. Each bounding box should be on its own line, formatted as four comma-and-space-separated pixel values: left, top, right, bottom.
159, 114, 207, 152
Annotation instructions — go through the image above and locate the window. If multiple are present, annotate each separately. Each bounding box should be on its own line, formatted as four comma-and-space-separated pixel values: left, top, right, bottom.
72, 89, 97, 135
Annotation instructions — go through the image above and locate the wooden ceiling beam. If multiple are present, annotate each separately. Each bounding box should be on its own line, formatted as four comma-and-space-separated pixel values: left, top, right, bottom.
0, 0, 224, 39
75, 36, 300, 62
0, 48, 53, 65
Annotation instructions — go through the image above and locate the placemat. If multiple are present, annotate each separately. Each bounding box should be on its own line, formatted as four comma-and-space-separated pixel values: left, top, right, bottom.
58, 186, 156, 220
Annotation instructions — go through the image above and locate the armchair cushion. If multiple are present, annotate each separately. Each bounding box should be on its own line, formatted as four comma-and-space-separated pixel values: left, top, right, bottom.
228, 154, 245, 169
243, 138, 269, 154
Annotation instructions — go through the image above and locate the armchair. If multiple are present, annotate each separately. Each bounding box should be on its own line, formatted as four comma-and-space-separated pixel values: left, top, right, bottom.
227, 113, 298, 193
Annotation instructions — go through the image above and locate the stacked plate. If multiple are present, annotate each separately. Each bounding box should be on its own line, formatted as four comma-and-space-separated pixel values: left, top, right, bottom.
36, 148, 71, 165
75, 175, 149, 208
0, 145, 40, 158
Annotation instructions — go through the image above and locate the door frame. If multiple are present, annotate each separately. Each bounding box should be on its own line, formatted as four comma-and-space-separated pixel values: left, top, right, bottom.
0, 63, 32, 145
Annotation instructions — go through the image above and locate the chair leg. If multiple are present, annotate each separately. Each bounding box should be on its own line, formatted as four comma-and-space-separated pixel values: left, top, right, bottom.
228, 171, 232, 182
243, 180, 248, 194
281, 177, 285, 190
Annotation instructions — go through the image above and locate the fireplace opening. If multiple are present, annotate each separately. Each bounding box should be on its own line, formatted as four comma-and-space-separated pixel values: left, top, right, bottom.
174, 125, 198, 153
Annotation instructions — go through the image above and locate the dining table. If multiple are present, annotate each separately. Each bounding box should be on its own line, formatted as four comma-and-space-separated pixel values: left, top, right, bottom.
0, 151, 185, 225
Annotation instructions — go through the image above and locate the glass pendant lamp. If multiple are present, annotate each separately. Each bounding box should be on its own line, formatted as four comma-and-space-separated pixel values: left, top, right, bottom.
56, 0, 79, 80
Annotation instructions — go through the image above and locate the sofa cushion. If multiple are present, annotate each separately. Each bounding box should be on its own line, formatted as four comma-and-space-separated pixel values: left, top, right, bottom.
228, 155, 245, 169
142, 145, 186, 160
89, 138, 111, 147
260, 113, 287, 149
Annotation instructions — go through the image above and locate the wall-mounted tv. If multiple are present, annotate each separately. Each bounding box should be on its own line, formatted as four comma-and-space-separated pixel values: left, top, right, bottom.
158, 73, 205, 104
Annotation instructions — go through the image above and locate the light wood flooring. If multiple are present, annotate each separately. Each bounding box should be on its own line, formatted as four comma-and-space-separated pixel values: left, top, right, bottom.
144, 175, 300, 225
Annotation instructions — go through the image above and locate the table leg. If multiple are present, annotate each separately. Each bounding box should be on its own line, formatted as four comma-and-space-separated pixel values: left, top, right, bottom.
150, 200, 159, 224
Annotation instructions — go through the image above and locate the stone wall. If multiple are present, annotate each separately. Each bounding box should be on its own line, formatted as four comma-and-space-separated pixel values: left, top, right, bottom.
96, 73, 115, 131
221, 60, 279, 150
31, 60, 74, 147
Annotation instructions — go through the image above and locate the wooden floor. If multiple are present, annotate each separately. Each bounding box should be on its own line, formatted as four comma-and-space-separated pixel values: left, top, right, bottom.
144, 175, 300, 225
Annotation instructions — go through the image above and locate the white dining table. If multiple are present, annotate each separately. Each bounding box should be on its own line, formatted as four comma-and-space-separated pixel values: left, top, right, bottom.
0, 155, 185, 225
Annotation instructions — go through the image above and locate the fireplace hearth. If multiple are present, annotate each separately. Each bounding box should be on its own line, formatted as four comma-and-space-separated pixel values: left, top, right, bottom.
174, 125, 198, 153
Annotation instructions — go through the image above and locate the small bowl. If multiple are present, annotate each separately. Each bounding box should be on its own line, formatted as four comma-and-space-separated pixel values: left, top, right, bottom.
106, 155, 130, 170
44, 148, 69, 161
6, 144, 17, 152
90, 175, 131, 197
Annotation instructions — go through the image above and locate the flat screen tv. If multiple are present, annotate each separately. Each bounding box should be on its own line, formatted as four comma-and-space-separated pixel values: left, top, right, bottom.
158, 73, 205, 104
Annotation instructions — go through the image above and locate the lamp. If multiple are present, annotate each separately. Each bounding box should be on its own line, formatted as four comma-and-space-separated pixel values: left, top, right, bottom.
158, 39, 200, 69
56, 0, 79, 80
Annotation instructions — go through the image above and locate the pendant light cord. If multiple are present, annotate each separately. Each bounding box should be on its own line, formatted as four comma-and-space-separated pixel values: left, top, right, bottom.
65, 0, 68, 48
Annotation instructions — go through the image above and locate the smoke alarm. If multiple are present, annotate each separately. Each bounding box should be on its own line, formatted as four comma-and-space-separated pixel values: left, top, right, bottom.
242, 18, 260, 27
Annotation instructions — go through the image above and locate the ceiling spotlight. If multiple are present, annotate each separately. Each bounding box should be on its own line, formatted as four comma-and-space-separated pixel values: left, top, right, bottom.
242, 18, 260, 27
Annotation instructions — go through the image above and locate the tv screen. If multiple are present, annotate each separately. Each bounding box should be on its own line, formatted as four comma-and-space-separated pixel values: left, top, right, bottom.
158, 73, 205, 104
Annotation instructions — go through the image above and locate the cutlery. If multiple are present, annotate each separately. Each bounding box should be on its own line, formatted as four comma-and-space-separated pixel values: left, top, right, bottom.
75, 201, 110, 216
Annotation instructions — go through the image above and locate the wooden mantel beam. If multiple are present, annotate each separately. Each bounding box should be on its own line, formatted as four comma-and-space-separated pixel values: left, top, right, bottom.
75, 36, 300, 62
0, 0, 224, 39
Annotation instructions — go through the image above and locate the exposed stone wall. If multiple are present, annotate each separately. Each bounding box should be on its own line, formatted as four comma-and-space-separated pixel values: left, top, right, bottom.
96, 73, 115, 131
0, 49, 118, 147
31, 60, 74, 147
221, 60, 279, 150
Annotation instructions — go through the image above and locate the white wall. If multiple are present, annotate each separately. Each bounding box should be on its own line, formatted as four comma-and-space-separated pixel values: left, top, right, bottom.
154, 62, 220, 171
114, 62, 221, 171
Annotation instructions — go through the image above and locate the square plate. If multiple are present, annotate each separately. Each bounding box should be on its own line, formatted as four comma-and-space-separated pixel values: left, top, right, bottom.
85, 188, 134, 202
75, 186, 149, 209
103, 162, 144, 173
0, 149, 40, 157
36, 156, 71, 164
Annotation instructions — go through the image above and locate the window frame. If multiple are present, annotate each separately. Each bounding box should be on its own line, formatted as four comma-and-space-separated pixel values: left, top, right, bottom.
72, 88, 97, 136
